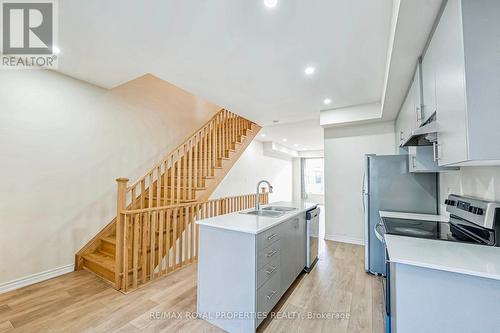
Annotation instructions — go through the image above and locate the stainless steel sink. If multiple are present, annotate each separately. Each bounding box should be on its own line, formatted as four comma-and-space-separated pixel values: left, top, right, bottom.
243, 210, 285, 217
241, 205, 297, 218
262, 206, 297, 212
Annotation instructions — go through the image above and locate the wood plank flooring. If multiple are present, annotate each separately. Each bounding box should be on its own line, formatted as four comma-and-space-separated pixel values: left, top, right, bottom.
0, 241, 384, 333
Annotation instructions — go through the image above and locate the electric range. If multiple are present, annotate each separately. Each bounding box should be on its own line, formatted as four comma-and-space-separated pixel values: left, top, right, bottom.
379, 194, 500, 247
377, 194, 500, 333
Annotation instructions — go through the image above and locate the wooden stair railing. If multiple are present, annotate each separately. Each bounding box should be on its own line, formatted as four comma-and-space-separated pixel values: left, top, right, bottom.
117, 191, 269, 292
75, 109, 262, 292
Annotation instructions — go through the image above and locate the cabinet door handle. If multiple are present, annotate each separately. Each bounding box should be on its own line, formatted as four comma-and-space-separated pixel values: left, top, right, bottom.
265, 266, 277, 275
411, 155, 416, 169
266, 290, 278, 300
266, 250, 277, 258
433, 142, 441, 161
267, 233, 277, 241
400, 130, 404, 141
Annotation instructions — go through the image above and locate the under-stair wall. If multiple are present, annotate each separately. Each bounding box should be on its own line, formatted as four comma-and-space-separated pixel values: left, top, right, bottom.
0, 70, 223, 287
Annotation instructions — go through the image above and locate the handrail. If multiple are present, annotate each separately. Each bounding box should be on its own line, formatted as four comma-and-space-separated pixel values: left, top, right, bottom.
128, 109, 226, 189
122, 109, 256, 209
117, 191, 269, 292
123, 190, 268, 214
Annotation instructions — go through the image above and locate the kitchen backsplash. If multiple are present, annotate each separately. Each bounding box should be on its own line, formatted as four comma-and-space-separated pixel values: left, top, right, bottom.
439, 166, 500, 214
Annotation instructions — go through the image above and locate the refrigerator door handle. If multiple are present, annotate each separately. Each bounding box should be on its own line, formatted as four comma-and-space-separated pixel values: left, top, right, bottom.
362, 174, 365, 211
363, 167, 370, 273
362, 172, 366, 193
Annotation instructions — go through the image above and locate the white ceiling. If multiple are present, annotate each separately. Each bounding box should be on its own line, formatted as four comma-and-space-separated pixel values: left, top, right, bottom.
56, 0, 393, 126
380, 0, 443, 121
256, 119, 324, 151
320, 0, 443, 127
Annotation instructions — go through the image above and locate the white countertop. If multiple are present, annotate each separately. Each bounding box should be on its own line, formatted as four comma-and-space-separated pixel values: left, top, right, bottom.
380, 211, 500, 281
196, 201, 318, 234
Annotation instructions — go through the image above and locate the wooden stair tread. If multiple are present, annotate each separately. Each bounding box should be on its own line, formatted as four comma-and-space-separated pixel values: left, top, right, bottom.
83, 252, 115, 271
101, 236, 116, 245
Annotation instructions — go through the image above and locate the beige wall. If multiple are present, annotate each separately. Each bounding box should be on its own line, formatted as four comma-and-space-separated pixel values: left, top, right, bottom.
324, 121, 395, 244
210, 141, 292, 203
0, 71, 220, 285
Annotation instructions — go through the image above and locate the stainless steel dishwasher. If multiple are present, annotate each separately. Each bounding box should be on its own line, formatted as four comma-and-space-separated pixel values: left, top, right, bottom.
305, 206, 320, 272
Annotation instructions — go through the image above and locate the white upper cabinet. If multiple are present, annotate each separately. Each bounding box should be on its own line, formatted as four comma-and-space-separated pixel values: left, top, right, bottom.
395, 87, 411, 146
408, 146, 459, 173
395, 64, 422, 147
421, 37, 437, 124
432, 0, 468, 166
413, 64, 424, 127
423, 0, 500, 166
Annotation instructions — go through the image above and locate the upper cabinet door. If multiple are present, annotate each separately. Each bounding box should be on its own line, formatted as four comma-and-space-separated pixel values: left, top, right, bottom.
416, 0, 500, 166
398, 86, 413, 145
396, 66, 422, 147
434, 0, 468, 165
421, 35, 437, 122
413, 64, 424, 126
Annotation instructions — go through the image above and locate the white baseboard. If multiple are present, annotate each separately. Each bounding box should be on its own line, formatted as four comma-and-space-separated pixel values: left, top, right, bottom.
0, 264, 74, 294
324, 234, 364, 246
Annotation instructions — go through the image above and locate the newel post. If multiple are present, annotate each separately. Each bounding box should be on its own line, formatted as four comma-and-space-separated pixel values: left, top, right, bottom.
115, 178, 129, 290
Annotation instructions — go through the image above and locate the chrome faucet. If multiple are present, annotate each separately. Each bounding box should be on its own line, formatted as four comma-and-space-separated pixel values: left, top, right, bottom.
256, 180, 273, 211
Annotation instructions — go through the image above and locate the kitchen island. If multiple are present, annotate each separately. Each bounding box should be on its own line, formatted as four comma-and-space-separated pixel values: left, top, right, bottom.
196, 201, 317, 333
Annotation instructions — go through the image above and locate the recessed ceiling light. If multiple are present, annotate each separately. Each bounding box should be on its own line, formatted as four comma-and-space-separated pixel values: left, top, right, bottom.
294, 144, 299, 147
323, 98, 331, 105
304, 66, 315, 75
53, 46, 60, 54
282, 138, 287, 142
260, 133, 266, 137
264, 0, 278, 8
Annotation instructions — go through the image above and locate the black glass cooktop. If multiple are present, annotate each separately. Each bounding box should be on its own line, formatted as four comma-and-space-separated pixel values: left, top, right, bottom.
381, 217, 480, 244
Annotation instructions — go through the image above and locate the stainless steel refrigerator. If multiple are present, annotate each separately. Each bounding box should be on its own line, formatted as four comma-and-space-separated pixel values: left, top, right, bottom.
363, 154, 438, 276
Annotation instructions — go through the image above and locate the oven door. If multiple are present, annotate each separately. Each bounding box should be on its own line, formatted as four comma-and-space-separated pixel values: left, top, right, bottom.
376, 222, 391, 331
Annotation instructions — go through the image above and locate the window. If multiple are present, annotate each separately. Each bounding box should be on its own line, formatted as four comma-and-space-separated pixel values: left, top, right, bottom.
303, 158, 324, 199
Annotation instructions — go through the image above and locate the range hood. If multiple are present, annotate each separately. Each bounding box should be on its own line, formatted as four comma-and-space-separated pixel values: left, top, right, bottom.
401, 121, 438, 147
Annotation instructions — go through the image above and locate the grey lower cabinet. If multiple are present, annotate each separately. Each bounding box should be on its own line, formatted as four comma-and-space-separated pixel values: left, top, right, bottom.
389, 262, 500, 333
279, 215, 306, 293
197, 214, 307, 333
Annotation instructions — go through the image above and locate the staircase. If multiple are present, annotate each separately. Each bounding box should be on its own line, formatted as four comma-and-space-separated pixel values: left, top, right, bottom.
75, 109, 265, 292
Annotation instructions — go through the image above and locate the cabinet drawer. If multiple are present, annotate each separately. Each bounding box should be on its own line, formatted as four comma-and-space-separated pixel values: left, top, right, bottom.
256, 269, 281, 315
257, 240, 280, 269
257, 226, 281, 250
256, 257, 279, 289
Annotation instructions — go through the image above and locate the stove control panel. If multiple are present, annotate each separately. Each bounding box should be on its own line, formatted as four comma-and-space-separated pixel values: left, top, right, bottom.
446, 199, 484, 215
446, 194, 500, 230
445, 199, 457, 206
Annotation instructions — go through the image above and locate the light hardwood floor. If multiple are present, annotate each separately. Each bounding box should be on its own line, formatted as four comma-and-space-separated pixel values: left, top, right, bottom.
0, 241, 384, 333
